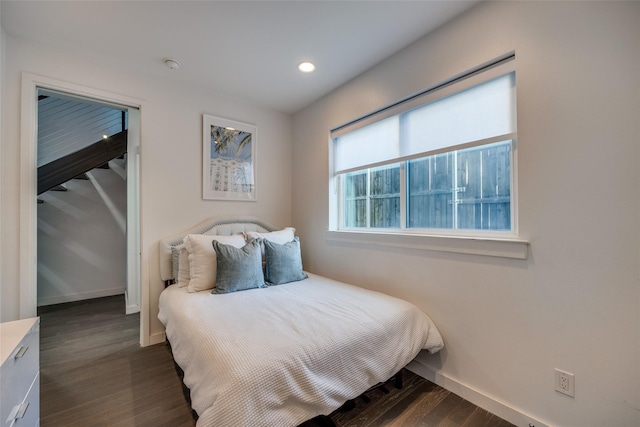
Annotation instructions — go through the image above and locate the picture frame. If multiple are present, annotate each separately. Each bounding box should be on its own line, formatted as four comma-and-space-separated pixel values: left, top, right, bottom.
202, 114, 257, 201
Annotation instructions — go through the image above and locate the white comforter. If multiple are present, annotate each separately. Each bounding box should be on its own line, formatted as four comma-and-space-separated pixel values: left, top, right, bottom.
158, 273, 443, 427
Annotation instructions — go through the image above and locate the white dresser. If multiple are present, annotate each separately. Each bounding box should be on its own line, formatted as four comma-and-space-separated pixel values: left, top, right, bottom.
0, 317, 40, 427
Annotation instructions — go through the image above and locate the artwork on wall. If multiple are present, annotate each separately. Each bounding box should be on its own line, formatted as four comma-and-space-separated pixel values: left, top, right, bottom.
202, 114, 257, 201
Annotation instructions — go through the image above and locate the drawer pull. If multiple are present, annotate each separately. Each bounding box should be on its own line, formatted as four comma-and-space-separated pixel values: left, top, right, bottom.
6, 402, 28, 423
16, 402, 29, 419
14, 345, 28, 359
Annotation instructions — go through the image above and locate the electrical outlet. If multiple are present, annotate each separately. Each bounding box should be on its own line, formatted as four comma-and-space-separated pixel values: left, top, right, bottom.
555, 368, 575, 397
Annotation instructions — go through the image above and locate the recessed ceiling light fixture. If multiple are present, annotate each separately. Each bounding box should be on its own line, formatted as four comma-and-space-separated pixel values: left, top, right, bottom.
164, 58, 181, 70
298, 61, 316, 73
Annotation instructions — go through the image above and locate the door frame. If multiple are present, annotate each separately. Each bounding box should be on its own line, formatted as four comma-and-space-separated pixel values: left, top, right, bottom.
19, 72, 147, 345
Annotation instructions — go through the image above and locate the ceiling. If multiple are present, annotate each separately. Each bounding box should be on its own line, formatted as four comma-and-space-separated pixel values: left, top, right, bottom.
1, 1, 480, 114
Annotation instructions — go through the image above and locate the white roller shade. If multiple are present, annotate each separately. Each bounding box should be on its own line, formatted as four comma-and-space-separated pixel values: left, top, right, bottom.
402, 73, 515, 157
334, 116, 399, 172
333, 55, 516, 175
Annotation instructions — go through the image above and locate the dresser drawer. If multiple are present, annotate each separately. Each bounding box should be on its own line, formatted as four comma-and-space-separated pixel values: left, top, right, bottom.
9, 372, 39, 427
1, 321, 39, 425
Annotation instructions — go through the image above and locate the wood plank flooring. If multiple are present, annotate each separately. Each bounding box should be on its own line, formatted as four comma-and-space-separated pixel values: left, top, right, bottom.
39, 295, 515, 427
39, 295, 193, 427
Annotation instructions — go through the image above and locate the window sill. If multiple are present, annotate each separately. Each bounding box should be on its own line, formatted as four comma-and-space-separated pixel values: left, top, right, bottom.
325, 230, 529, 259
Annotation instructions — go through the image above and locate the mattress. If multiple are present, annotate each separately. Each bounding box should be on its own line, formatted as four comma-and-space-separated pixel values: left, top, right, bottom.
158, 272, 443, 427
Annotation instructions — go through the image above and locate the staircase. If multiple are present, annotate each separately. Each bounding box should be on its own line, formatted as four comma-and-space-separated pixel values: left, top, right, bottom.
37, 130, 127, 195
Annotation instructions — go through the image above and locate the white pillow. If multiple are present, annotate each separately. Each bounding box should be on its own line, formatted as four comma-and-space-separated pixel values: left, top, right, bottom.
184, 233, 246, 292
245, 227, 296, 262
245, 227, 295, 245
177, 247, 190, 288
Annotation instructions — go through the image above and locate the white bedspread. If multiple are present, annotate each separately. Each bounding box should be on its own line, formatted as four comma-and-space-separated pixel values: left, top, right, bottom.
158, 273, 443, 427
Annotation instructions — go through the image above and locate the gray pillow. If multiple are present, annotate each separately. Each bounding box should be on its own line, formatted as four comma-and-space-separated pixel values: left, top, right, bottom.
171, 244, 183, 281
211, 239, 266, 294
264, 237, 308, 285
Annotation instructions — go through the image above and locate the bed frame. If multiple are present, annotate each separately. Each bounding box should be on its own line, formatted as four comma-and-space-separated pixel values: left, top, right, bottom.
158, 216, 404, 426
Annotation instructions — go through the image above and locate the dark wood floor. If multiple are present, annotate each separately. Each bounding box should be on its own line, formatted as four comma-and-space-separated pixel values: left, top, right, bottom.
39, 295, 514, 427
39, 295, 193, 427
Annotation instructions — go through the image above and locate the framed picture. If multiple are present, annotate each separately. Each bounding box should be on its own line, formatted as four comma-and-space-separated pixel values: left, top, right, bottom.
202, 115, 257, 201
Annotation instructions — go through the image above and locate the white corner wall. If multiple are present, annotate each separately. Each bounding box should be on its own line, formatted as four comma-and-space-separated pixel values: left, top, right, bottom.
37, 161, 126, 306
292, 2, 639, 426
0, 7, 4, 322
1, 36, 293, 345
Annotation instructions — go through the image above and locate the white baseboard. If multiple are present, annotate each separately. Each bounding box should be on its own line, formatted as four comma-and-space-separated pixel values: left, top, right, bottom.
149, 332, 166, 346
125, 304, 140, 314
37, 287, 125, 307
406, 358, 551, 427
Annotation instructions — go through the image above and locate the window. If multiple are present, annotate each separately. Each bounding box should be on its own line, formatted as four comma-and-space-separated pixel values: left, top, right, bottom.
344, 163, 401, 228
332, 56, 516, 236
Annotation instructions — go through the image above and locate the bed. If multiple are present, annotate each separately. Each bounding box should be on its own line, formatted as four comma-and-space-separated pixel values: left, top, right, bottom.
158, 216, 444, 427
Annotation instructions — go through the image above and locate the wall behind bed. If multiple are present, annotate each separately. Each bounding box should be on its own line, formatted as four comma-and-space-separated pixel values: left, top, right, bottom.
0, 36, 293, 341
292, 2, 639, 427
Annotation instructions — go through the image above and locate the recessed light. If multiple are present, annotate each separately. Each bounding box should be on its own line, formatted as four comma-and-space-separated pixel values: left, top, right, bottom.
102, 135, 108, 139
298, 61, 316, 73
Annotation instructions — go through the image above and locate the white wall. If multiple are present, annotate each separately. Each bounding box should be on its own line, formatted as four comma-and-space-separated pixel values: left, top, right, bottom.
292, 2, 639, 426
0, 7, 4, 322
37, 160, 126, 306
1, 36, 293, 344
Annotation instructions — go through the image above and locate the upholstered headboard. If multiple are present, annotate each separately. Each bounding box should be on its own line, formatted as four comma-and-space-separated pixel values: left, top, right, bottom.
158, 216, 279, 283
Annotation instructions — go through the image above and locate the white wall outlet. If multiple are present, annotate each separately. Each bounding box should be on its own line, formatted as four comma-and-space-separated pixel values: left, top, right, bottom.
555, 368, 575, 397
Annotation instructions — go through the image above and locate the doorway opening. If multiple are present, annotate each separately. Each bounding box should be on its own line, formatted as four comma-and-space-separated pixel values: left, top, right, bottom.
36, 89, 137, 312
19, 73, 144, 344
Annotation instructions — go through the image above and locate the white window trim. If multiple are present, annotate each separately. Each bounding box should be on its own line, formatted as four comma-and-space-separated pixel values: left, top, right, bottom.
328, 54, 529, 257
325, 230, 529, 260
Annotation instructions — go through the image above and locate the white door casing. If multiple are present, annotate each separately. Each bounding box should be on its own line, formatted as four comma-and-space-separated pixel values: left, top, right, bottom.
19, 72, 146, 344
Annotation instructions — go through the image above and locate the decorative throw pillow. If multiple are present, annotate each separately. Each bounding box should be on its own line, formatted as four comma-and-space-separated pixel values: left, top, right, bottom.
171, 245, 182, 283
211, 239, 266, 294
183, 233, 246, 292
177, 247, 190, 288
264, 237, 308, 285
